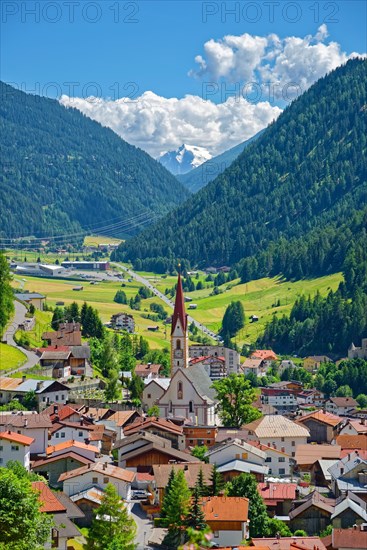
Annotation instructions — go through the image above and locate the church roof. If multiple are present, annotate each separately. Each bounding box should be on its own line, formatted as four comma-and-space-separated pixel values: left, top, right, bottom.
185, 364, 217, 403
171, 272, 187, 335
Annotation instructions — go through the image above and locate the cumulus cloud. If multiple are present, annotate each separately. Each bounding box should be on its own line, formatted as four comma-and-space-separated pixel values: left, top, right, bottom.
60, 92, 281, 158
191, 25, 362, 99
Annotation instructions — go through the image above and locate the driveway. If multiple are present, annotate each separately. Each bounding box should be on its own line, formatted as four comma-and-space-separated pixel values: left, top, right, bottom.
130, 501, 154, 550
3, 300, 41, 374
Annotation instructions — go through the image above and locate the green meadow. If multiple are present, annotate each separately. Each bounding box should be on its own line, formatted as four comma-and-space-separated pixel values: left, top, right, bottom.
0, 343, 27, 372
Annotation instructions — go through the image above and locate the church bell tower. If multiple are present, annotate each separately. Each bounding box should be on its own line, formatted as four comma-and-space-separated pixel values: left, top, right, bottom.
171, 270, 189, 373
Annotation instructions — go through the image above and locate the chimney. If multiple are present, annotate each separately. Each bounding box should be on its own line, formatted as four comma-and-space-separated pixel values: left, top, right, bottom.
361, 418, 366, 425
103, 462, 107, 470
24, 419, 28, 428
22, 375, 26, 383
53, 405, 58, 415
88, 463, 91, 469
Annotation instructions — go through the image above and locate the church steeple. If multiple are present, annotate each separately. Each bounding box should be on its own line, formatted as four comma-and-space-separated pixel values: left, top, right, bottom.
171, 270, 189, 372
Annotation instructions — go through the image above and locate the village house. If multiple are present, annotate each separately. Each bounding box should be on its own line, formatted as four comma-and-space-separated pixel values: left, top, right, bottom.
32, 481, 83, 550
257, 481, 298, 517
46, 440, 100, 462
0, 376, 69, 411
335, 434, 367, 451
42, 322, 82, 347
49, 421, 104, 451
135, 363, 163, 379
268, 380, 304, 393
189, 344, 240, 375
39, 345, 90, 377
110, 312, 135, 333
59, 462, 135, 501
216, 459, 268, 482
244, 414, 310, 458
123, 416, 186, 450
207, 438, 267, 468
14, 292, 46, 310
99, 409, 141, 439
241, 357, 267, 377
297, 388, 325, 407
260, 387, 298, 413
69, 487, 105, 528
331, 492, 367, 529
183, 424, 218, 448
303, 355, 332, 372
114, 431, 196, 471
248, 441, 295, 477
294, 444, 341, 474
0, 430, 34, 470
328, 451, 367, 497
201, 496, 250, 547
338, 419, 367, 436
289, 491, 335, 535
189, 355, 227, 380
296, 410, 343, 443
331, 524, 367, 550
0, 411, 52, 454
32, 451, 94, 488
348, 339, 367, 360
326, 397, 359, 416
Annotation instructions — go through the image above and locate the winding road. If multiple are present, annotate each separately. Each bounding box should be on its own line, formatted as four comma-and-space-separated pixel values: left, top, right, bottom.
2, 301, 40, 374
113, 263, 220, 341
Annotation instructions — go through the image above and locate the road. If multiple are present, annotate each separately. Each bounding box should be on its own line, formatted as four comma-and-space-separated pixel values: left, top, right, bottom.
3, 301, 41, 374
130, 501, 154, 550
113, 263, 220, 342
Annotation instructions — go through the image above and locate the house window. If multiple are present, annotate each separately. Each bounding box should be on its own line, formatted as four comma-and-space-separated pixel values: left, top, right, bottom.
61, 432, 65, 438
55, 395, 59, 401
169, 401, 172, 413
189, 439, 193, 444
0, 446, 3, 451
147, 394, 151, 399
265, 457, 272, 462
292, 452, 295, 457
235, 453, 240, 459
55, 433, 60, 439
214, 531, 219, 538
11, 445, 19, 451
0, 393, 2, 397
242, 452, 248, 460
61, 395, 65, 400
177, 382, 183, 400
278, 457, 285, 463
291, 441, 295, 446
281, 437, 285, 442
104, 477, 109, 484
43, 397, 46, 402
279, 468, 285, 475
79, 432, 83, 437
92, 477, 98, 484
189, 401, 194, 413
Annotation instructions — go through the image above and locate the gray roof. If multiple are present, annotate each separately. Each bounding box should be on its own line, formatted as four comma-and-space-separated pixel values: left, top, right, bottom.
53, 514, 81, 538
70, 345, 90, 359
15, 293, 45, 300
328, 452, 367, 479
54, 491, 85, 519
185, 364, 217, 402
0, 412, 52, 428
144, 378, 170, 390
41, 351, 71, 360
217, 459, 269, 475
317, 459, 339, 481
14, 379, 69, 394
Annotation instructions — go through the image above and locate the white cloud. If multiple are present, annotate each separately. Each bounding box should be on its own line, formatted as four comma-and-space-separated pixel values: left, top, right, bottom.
191, 25, 362, 99
60, 92, 281, 158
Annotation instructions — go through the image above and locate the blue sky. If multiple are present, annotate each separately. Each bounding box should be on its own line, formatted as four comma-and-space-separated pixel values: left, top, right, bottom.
2, 1, 366, 156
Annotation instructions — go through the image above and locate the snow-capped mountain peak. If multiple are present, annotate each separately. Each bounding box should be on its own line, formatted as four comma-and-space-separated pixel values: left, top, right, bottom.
158, 144, 212, 175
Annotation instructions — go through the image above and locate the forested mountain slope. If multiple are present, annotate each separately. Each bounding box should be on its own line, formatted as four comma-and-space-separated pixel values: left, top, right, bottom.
0, 82, 189, 239
116, 59, 367, 279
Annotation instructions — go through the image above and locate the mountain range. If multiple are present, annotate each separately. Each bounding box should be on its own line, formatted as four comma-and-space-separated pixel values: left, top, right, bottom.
0, 82, 189, 240
115, 58, 367, 281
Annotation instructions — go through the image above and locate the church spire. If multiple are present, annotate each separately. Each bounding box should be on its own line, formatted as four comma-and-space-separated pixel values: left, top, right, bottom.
171, 270, 187, 336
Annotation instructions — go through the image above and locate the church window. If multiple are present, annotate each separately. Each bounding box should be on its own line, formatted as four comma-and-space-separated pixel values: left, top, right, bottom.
178, 381, 183, 399
176, 340, 181, 350
189, 401, 194, 413
169, 401, 172, 413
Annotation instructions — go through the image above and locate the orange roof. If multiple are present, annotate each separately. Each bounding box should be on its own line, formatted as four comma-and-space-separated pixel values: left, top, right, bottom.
332, 527, 367, 548
297, 410, 342, 427
201, 496, 249, 522
0, 430, 34, 446
107, 410, 140, 427
295, 444, 341, 465
336, 434, 367, 449
31, 481, 66, 513
43, 403, 80, 421
250, 349, 278, 361
124, 416, 183, 436
46, 439, 99, 455
251, 537, 327, 550
58, 462, 135, 483
0, 377, 23, 391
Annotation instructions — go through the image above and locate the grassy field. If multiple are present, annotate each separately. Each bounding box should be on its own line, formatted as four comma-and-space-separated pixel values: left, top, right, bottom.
181, 273, 343, 346
84, 235, 122, 246
16, 309, 53, 348
0, 343, 27, 371
11, 275, 172, 349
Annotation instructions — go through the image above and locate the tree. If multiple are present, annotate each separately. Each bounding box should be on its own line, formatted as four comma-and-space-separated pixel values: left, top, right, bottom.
220, 301, 245, 338
266, 517, 292, 536
212, 374, 262, 428
23, 390, 37, 410
28, 304, 35, 315
51, 307, 64, 330
86, 483, 136, 550
161, 468, 176, 519
191, 445, 208, 463
162, 470, 192, 548
0, 253, 15, 337
226, 473, 268, 537
0, 467, 52, 549
209, 464, 225, 496
129, 373, 144, 400
104, 375, 121, 402
99, 337, 118, 378
335, 384, 353, 397
114, 290, 127, 304
196, 468, 207, 496
185, 484, 208, 531
356, 393, 367, 408
147, 405, 160, 417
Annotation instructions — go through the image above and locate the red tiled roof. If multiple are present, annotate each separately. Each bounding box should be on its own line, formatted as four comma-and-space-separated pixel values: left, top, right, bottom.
43, 403, 80, 422
202, 496, 249, 522
340, 449, 367, 460
251, 349, 278, 361
124, 417, 183, 436
332, 527, 367, 548
297, 410, 342, 427
31, 481, 66, 513
258, 482, 297, 501
171, 272, 187, 335
251, 537, 327, 550
0, 430, 34, 446
135, 364, 162, 375
336, 434, 367, 449
136, 472, 154, 482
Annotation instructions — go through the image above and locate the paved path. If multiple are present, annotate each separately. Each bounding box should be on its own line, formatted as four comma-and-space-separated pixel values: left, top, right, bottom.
130, 501, 154, 550
113, 263, 220, 341
3, 301, 40, 374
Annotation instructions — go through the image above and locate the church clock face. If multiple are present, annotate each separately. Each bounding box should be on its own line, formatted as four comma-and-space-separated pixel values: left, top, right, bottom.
174, 349, 183, 358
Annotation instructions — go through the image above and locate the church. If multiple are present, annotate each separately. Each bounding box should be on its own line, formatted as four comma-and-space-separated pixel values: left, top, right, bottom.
157, 272, 217, 425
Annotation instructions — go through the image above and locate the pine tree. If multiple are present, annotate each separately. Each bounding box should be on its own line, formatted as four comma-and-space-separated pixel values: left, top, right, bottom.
186, 484, 208, 531
196, 468, 207, 496
86, 483, 136, 550
226, 473, 268, 537
210, 465, 224, 496
161, 468, 176, 519
162, 469, 191, 548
